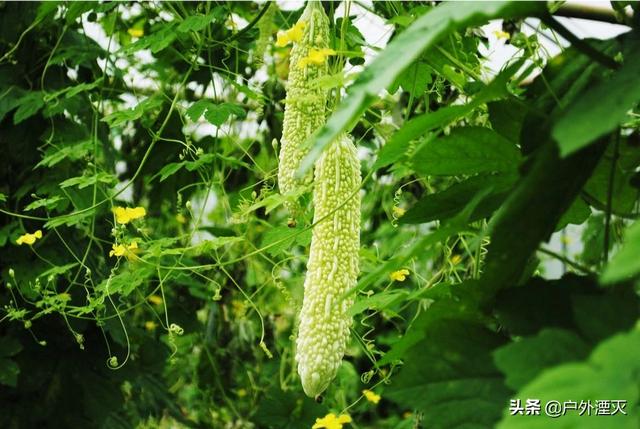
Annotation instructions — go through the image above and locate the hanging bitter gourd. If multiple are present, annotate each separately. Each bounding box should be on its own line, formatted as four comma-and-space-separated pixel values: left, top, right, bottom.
277, 1, 331, 217
296, 134, 361, 398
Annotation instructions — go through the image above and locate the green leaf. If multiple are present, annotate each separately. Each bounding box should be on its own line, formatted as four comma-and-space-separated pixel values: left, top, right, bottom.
144, 25, 178, 53
156, 162, 185, 182
478, 139, 605, 299
0, 358, 19, 387
97, 265, 154, 297
401, 173, 516, 224
0, 86, 27, 122
488, 99, 527, 144
385, 319, 510, 429
0, 337, 22, 358
0, 193, 6, 203
64, 78, 104, 98
185, 100, 210, 122
59, 172, 116, 189
493, 329, 589, 391
497, 328, 640, 429
554, 197, 591, 231
177, 12, 217, 32
260, 226, 307, 257
374, 105, 469, 170
494, 275, 584, 337
186, 101, 245, 126
583, 140, 640, 217
552, 47, 640, 156
349, 289, 407, 316
203, 103, 245, 126
195, 236, 244, 254
298, 1, 543, 174
571, 287, 639, 342
44, 208, 96, 228
601, 220, 640, 283
38, 262, 79, 279
579, 214, 611, 266
35, 139, 94, 169
185, 153, 216, 171
254, 385, 327, 429
378, 280, 485, 366
390, 60, 432, 97
102, 97, 163, 127
412, 127, 521, 176
24, 195, 66, 211
13, 91, 45, 124
374, 57, 526, 170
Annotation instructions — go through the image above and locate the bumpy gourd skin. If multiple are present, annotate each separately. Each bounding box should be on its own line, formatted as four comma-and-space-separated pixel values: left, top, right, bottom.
296, 134, 361, 398
278, 1, 330, 217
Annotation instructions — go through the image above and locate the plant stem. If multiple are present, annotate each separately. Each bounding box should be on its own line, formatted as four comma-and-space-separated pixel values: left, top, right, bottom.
554, 2, 633, 25
538, 246, 596, 276
540, 14, 619, 70
604, 131, 620, 265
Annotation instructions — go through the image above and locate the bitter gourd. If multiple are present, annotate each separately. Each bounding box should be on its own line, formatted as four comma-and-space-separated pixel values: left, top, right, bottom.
296, 134, 361, 398
278, 1, 331, 217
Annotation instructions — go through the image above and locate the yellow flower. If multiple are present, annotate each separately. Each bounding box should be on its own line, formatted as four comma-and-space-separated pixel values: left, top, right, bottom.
298, 48, 336, 68
127, 28, 144, 38
362, 389, 381, 404
275, 21, 306, 47
144, 321, 157, 331
493, 30, 510, 40
392, 206, 406, 218
390, 269, 410, 282
16, 230, 43, 245
113, 206, 146, 224
175, 213, 187, 224
450, 254, 462, 265
109, 241, 140, 258
148, 294, 163, 305
312, 413, 352, 429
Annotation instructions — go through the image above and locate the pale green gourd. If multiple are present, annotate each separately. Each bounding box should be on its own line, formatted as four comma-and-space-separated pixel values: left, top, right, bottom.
295, 134, 361, 398
278, 1, 330, 217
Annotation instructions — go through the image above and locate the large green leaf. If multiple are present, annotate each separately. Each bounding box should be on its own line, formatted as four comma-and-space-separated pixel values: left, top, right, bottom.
374, 104, 468, 170
552, 42, 640, 157
488, 99, 528, 144
497, 328, 640, 429
493, 328, 589, 391
376, 57, 527, 170
412, 127, 521, 176
297, 1, 545, 175
494, 275, 638, 340
385, 319, 510, 429
0, 358, 19, 387
479, 140, 605, 299
583, 139, 640, 217
401, 173, 516, 224
601, 220, 640, 284
254, 385, 327, 429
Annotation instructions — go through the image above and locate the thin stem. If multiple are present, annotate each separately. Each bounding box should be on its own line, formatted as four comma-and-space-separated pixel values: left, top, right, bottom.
223, 1, 273, 43
538, 246, 596, 275
540, 14, 618, 70
604, 131, 620, 265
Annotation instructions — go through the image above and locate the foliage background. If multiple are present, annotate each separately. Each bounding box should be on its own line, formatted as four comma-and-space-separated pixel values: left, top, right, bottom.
1, 1, 640, 428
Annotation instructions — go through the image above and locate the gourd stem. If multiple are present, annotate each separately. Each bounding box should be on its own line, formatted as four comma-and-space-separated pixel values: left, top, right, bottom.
540, 14, 619, 70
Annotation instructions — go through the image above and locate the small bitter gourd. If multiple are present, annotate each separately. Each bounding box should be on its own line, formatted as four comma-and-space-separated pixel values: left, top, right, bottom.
278, 1, 331, 217
295, 134, 361, 398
